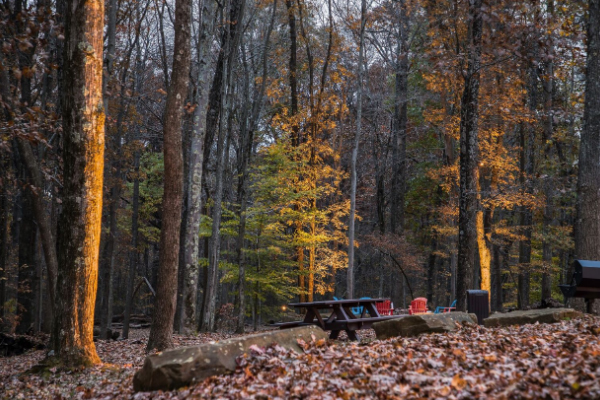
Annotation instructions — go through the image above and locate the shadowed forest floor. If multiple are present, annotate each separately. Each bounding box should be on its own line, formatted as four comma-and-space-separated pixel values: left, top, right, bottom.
2, 318, 600, 399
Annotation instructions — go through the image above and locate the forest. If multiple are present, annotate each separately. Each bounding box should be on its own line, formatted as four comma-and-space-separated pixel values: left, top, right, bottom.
1, 0, 600, 382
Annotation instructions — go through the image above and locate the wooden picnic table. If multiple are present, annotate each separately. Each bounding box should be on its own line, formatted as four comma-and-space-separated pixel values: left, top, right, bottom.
276, 298, 403, 340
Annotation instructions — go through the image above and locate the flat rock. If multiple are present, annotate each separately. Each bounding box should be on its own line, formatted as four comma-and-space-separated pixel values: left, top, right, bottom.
133, 326, 327, 392
484, 308, 582, 328
373, 312, 478, 340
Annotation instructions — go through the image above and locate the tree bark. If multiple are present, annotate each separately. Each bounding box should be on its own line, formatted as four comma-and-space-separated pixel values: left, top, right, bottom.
15, 140, 58, 312
390, 0, 409, 235
0, 175, 8, 322
347, 0, 366, 299
541, 0, 555, 302
200, 0, 246, 333
122, 152, 140, 339
456, 0, 483, 312
50, 0, 105, 367
575, 0, 600, 283
17, 189, 36, 334
181, 0, 217, 332
146, 0, 192, 351
98, 0, 118, 342
235, 0, 277, 333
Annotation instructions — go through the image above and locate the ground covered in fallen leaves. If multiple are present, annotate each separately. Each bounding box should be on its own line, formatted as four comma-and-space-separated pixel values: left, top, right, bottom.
2, 317, 600, 399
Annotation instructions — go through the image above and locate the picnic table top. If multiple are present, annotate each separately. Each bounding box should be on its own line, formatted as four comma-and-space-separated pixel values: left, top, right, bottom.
288, 298, 388, 307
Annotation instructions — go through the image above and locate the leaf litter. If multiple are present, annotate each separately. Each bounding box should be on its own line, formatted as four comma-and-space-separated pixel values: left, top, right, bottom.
2, 317, 600, 399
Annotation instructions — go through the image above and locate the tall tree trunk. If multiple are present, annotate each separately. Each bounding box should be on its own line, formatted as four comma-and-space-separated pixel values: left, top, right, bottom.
347, 0, 366, 299
15, 140, 58, 311
492, 243, 503, 311
426, 237, 437, 304
146, 0, 192, 351
2, 10, 58, 313
200, 74, 228, 332
456, 0, 483, 312
17, 189, 36, 334
50, 0, 105, 367
235, 0, 277, 333
390, 0, 409, 235
122, 152, 140, 339
0, 176, 8, 321
574, 0, 600, 310
518, 126, 535, 309
518, 35, 538, 309
285, 0, 305, 303
200, 0, 246, 332
541, 0, 555, 302
477, 174, 494, 297
98, 0, 118, 341
181, 0, 217, 332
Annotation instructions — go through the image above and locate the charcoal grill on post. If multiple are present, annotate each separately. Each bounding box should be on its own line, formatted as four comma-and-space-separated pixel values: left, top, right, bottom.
559, 260, 600, 313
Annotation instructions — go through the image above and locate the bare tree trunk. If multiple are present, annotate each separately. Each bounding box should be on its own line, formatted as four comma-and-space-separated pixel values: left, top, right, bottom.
1, 23, 58, 314
541, 0, 555, 302
574, 0, 600, 310
98, 0, 118, 342
347, 0, 366, 299
0, 177, 8, 321
518, 37, 538, 308
146, 0, 192, 351
492, 243, 503, 311
284, 0, 306, 302
15, 141, 58, 311
518, 123, 534, 309
50, 0, 104, 367
235, 0, 276, 333
456, 0, 483, 312
200, 0, 246, 333
17, 189, 36, 334
123, 152, 140, 339
181, 0, 217, 333
390, 0, 409, 235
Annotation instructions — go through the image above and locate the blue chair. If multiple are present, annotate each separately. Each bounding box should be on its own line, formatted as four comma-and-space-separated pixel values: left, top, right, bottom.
434, 299, 456, 314
333, 296, 371, 316
352, 297, 371, 316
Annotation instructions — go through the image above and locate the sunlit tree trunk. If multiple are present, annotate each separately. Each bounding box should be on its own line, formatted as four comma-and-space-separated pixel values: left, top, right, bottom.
456, 0, 483, 312
146, 0, 192, 351
50, 0, 104, 367
98, 0, 118, 341
477, 210, 492, 295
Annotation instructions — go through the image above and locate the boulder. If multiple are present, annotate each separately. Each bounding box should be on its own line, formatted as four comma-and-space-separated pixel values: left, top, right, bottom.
373, 312, 478, 340
133, 326, 327, 392
484, 308, 582, 328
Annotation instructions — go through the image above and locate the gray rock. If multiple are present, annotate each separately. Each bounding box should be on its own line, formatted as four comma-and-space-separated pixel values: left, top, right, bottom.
373, 312, 478, 340
133, 326, 327, 392
484, 308, 582, 328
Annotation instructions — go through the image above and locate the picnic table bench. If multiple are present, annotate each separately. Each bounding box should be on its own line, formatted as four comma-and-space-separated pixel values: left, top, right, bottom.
275, 298, 402, 340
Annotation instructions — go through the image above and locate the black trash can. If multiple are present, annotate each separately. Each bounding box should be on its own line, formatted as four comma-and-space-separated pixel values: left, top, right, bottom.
467, 290, 489, 325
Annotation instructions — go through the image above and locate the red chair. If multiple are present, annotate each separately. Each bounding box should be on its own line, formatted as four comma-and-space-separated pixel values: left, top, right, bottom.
376, 300, 394, 316
408, 297, 428, 315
